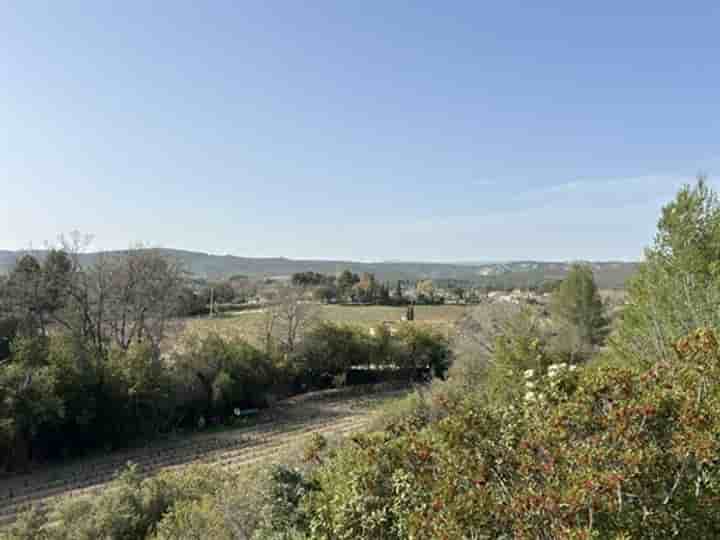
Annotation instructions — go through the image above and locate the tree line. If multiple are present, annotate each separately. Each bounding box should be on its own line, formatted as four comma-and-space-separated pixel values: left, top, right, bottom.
0, 239, 451, 472
5, 177, 720, 539
239, 176, 720, 540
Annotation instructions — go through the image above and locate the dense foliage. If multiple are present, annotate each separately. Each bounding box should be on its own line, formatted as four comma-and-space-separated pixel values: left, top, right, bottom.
614, 176, 720, 363
5, 178, 720, 539
2, 465, 236, 540
9, 325, 719, 539
295, 328, 720, 539
551, 263, 609, 361
0, 304, 449, 471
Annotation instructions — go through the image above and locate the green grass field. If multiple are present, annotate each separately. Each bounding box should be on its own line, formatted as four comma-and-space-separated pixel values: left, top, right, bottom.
180, 304, 467, 348
307, 304, 467, 324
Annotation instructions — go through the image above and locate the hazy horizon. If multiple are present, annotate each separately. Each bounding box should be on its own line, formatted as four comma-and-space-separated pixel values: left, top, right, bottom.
0, 244, 641, 265
3, 3, 719, 260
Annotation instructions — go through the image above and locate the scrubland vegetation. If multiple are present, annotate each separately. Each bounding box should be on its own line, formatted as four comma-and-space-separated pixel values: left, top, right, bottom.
181, 304, 463, 357
0, 271, 450, 472
3, 177, 720, 539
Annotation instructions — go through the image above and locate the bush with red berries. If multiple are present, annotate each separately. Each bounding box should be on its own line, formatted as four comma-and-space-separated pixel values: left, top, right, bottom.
303, 328, 720, 539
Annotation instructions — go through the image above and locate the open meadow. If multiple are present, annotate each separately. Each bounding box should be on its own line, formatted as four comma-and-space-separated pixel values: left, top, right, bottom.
180, 304, 468, 349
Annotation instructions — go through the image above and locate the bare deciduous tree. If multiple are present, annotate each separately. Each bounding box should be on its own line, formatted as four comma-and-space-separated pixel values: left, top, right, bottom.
259, 285, 319, 355
103, 248, 186, 354
14, 233, 188, 359
456, 302, 525, 358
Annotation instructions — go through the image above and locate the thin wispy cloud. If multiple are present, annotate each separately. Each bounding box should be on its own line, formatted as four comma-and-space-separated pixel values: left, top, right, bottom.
363, 171, 698, 261
526, 174, 684, 199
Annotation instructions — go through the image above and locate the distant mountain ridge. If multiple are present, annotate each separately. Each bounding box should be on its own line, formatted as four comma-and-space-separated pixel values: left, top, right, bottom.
0, 249, 639, 289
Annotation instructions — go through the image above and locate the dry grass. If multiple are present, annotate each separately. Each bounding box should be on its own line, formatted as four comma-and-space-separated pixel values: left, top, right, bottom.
179, 304, 467, 348
0, 386, 408, 528
313, 304, 466, 324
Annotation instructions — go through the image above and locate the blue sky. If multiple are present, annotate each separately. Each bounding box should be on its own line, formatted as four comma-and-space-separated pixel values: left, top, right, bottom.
2, 2, 719, 261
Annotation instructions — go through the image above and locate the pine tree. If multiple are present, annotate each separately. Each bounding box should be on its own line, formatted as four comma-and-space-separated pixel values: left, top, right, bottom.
614, 176, 720, 362
551, 263, 608, 349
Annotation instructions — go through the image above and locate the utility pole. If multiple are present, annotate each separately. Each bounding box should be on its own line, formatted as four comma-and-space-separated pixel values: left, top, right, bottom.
209, 286, 215, 318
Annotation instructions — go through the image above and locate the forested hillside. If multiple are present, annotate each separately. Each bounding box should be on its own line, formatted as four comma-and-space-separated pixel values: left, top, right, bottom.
0, 249, 637, 289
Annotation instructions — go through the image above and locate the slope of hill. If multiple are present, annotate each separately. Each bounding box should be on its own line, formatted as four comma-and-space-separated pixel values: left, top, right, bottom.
0, 249, 638, 288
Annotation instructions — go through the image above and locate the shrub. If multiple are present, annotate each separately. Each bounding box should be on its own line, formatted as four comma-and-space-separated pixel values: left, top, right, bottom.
255, 465, 318, 536
480, 307, 555, 406
3, 464, 230, 540
172, 333, 280, 421
296, 322, 452, 390
297, 323, 370, 386
393, 324, 452, 379
301, 328, 720, 539
0, 337, 63, 471
152, 496, 233, 540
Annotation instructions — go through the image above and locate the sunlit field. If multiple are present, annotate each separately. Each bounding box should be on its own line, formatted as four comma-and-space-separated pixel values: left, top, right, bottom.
179, 304, 468, 349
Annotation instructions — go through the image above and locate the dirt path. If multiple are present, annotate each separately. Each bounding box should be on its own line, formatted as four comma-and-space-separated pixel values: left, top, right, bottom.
0, 387, 406, 527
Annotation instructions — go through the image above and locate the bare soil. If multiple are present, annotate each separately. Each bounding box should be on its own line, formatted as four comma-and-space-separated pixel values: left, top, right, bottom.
0, 385, 408, 527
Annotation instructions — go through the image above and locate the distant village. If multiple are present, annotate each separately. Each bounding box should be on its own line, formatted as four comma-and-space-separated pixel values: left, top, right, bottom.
183, 269, 561, 316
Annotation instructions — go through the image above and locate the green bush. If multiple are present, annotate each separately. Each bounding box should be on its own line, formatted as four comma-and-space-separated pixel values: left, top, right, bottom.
173, 332, 281, 418
0, 321, 452, 470
1, 335, 183, 468
253, 465, 318, 537
0, 337, 63, 470
152, 496, 233, 540
2, 464, 230, 540
479, 307, 556, 406
295, 322, 452, 390
301, 328, 720, 539
393, 324, 452, 379
298, 323, 371, 381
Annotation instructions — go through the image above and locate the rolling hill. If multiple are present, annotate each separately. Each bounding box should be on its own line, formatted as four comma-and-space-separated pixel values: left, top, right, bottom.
0, 249, 639, 289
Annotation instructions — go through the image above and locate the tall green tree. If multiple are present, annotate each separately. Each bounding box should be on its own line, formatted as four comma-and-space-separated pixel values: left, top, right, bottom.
551, 263, 607, 354
654, 175, 720, 275
4, 255, 45, 336
0, 337, 63, 471
336, 270, 359, 301
614, 176, 720, 363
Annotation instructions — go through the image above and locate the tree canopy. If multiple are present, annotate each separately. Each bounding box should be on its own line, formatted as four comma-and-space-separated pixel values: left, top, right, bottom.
615, 176, 720, 363
551, 263, 608, 355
